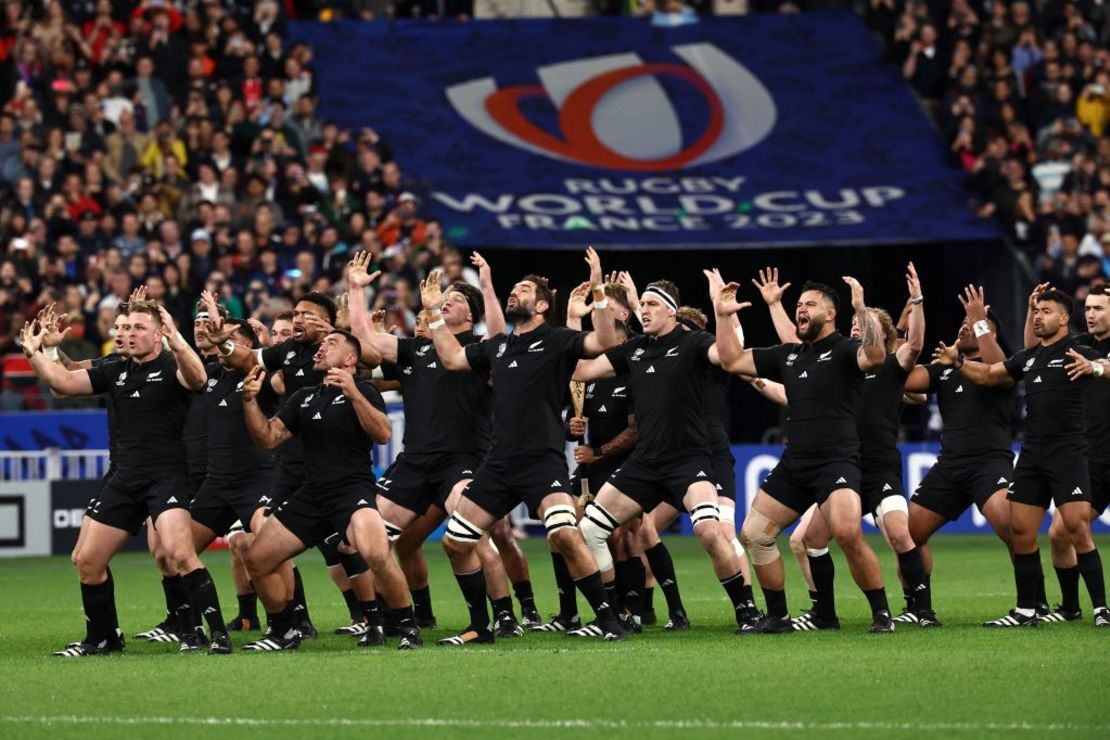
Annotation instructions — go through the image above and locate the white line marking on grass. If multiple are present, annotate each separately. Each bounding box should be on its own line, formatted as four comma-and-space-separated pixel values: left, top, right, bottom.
2, 716, 1107, 733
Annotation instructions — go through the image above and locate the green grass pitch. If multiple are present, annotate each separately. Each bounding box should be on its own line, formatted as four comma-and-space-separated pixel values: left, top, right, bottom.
0, 535, 1107, 740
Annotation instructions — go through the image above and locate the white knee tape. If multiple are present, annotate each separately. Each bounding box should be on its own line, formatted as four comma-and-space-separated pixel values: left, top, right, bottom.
875, 495, 909, 520
543, 504, 578, 538
689, 502, 720, 528
581, 503, 617, 572
740, 509, 782, 566
382, 519, 404, 543
445, 512, 486, 544
805, 547, 829, 558
720, 504, 736, 527
731, 537, 745, 558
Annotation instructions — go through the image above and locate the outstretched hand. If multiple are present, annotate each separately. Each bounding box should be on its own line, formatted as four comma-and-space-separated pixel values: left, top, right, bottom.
842, 276, 866, 313
752, 267, 791, 306
348, 250, 380, 289
420, 268, 445, 311
957, 284, 989, 323
932, 341, 958, 366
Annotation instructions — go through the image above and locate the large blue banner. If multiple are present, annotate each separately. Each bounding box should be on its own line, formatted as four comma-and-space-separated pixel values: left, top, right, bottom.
295, 14, 1001, 249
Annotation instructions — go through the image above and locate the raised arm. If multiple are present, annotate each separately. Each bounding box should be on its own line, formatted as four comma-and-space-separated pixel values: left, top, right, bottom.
933, 341, 1015, 387
206, 290, 260, 371
241, 367, 293, 449
752, 267, 800, 343
843, 276, 885, 372
345, 251, 388, 366
160, 305, 206, 391
1023, 282, 1049, 350
22, 321, 95, 396
895, 261, 925, 371
328, 369, 391, 443
705, 269, 758, 376
421, 268, 471, 371
37, 304, 93, 371
959, 284, 1006, 364
581, 247, 618, 356
471, 251, 505, 338
904, 365, 932, 393
565, 281, 591, 332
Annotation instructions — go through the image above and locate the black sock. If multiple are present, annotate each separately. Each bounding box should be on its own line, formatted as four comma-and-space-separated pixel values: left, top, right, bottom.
1014, 551, 1043, 610
165, 574, 192, 635
612, 561, 630, 612
643, 586, 655, 613
808, 552, 837, 620
897, 547, 927, 610
160, 575, 176, 622
604, 582, 619, 614
720, 572, 747, 623
901, 586, 913, 609
574, 570, 619, 629
1077, 549, 1107, 609
411, 585, 434, 622
863, 587, 889, 616
341, 588, 360, 621
269, 600, 297, 635
389, 604, 417, 630
644, 542, 685, 615
915, 574, 933, 613
236, 592, 258, 621
491, 595, 514, 618
763, 588, 787, 619
80, 574, 116, 645
292, 566, 311, 622
809, 589, 819, 610
512, 579, 535, 611
361, 599, 383, 627
1055, 565, 1081, 612
183, 567, 226, 634
1036, 573, 1048, 607
622, 557, 646, 617
454, 569, 490, 630
550, 552, 578, 619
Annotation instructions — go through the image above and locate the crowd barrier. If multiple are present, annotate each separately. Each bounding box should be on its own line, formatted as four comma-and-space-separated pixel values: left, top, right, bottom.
1, 411, 1106, 557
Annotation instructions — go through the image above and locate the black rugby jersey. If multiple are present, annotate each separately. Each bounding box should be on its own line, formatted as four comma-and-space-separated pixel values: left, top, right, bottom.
924, 362, 1015, 460
1078, 333, 1110, 464
1003, 335, 1101, 447
203, 361, 277, 481
858, 354, 910, 466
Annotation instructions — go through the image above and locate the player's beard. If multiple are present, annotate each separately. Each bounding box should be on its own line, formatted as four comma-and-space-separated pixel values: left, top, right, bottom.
798, 314, 824, 342
506, 301, 535, 323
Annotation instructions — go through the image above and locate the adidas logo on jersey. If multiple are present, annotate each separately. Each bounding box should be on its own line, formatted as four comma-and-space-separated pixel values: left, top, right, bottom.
882, 483, 892, 491
955, 385, 963, 393
218, 399, 228, 407
798, 371, 808, 379
1072, 487, 1084, 496
1033, 376, 1042, 383
508, 360, 518, 368
130, 390, 140, 398
312, 412, 322, 420
598, 404, 607, 413
426, 362, 437, 369
646, 366, 656, 373
296, 369, 305, 377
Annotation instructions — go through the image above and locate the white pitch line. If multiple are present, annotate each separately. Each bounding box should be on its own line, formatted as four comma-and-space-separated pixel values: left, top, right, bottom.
2, 715, 1107, 733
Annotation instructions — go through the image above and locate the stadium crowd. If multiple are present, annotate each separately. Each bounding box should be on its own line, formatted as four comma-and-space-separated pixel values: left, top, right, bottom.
0, 0, 475, 383
880, 0, 1110, 305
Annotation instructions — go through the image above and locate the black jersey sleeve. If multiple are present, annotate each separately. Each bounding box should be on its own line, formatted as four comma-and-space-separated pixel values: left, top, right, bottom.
691, 330, 716, 366
380, 362, 400, 381
840, 336, 864, 373
561, 328, 590, 360
465, 337, 494, 372
275, 387, 310, 436
357, 379, 387, 412
396, 337, 416, 365
86, 357, 125, 394
751, 345, 787, 381
1002, 348, 1031, 381
606, 341, 633, 375
258, 339, 292, 372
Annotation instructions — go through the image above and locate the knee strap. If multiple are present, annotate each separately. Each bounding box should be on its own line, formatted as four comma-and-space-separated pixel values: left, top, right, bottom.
445, 512, 486, 544
740, 508, 783, 566
689, 501, 721, 529
719, 503, 736, 527
579, 502, 618, 572
382, 518, 404, 543
875, 495, 909, 520
543, 504, 578, 538
805, 547, 829, 558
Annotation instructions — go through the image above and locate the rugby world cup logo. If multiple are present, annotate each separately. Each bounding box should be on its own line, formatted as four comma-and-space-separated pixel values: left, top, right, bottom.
446, 43, 776, 172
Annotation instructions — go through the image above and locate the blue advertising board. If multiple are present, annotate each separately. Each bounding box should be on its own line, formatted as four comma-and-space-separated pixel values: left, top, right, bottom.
294, 13, 1001, 249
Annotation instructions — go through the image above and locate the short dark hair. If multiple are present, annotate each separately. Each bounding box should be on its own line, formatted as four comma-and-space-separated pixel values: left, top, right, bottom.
521, 274, 554, 315
274, 310, 295, 323
226, 318, 258, 348
448, 281, 484, 323
1037, 288, 1073, 317
299, 291, 337, 325
128, 300, 162, 325
332, 328, 362, 359
800, 281, 840, 313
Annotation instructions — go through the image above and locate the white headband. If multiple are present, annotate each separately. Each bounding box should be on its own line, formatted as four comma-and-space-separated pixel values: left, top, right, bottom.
643, 286, 678, 314
195, 311, 210, 321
